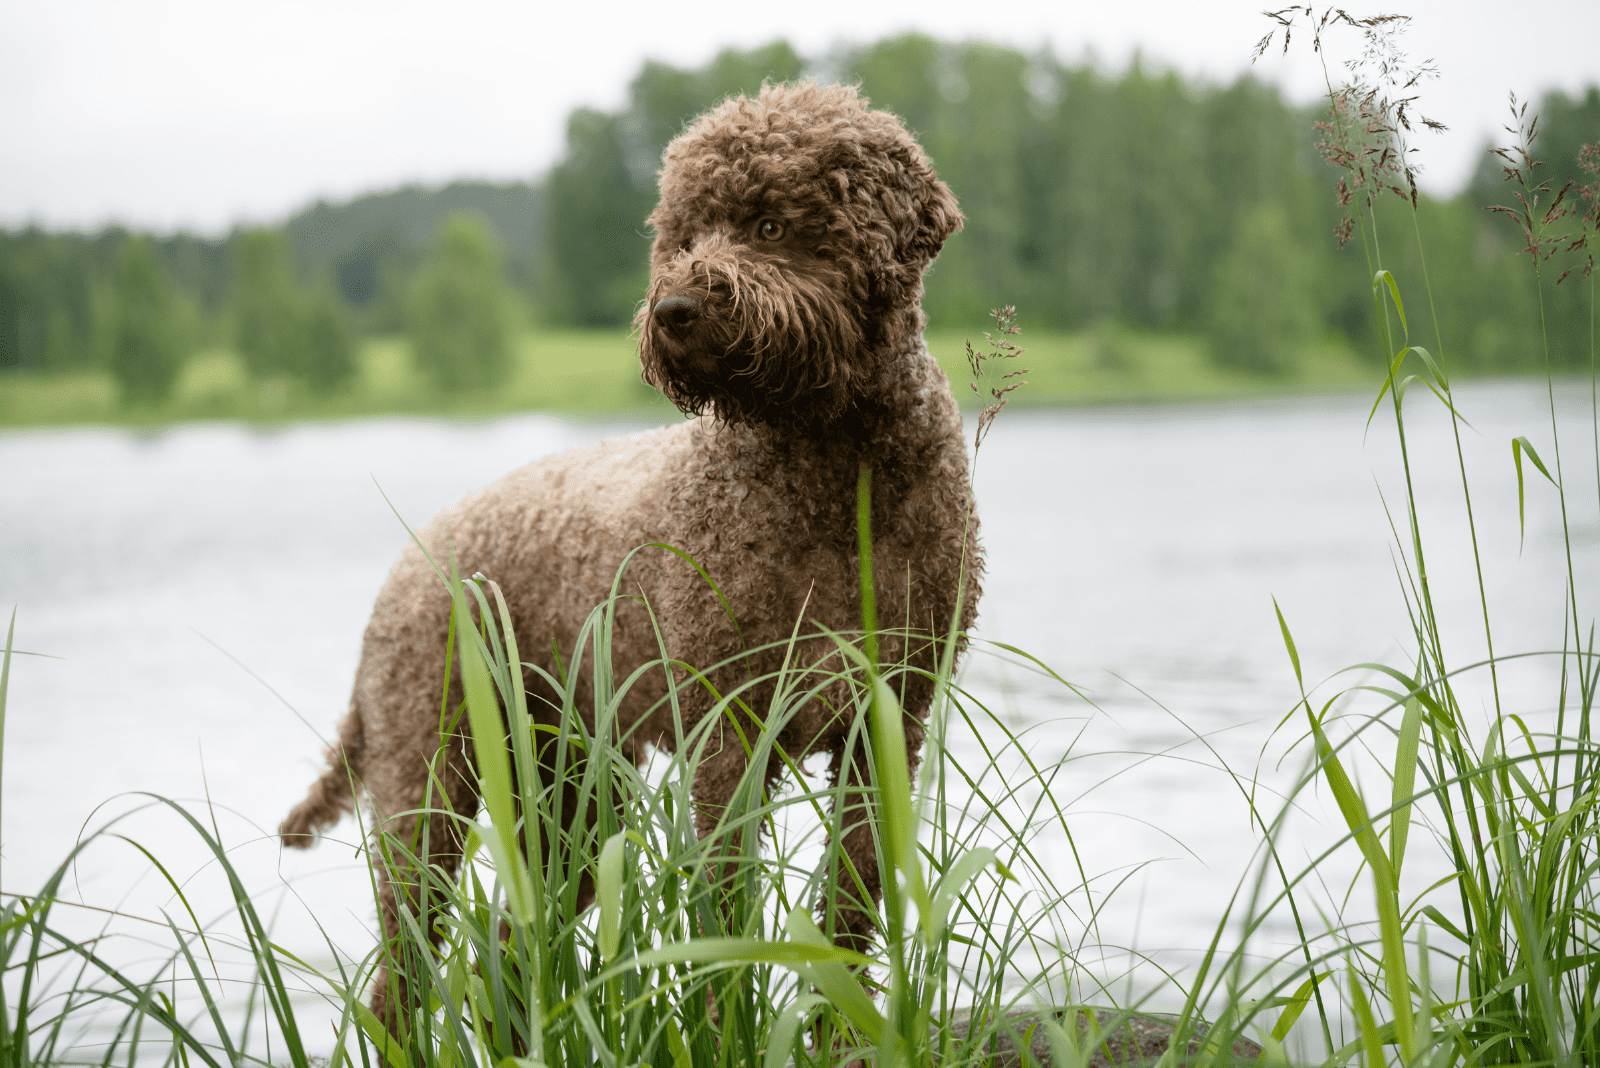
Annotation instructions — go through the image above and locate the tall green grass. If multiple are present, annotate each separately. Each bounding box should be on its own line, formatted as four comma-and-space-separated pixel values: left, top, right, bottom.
1227, 11, 1600, 1067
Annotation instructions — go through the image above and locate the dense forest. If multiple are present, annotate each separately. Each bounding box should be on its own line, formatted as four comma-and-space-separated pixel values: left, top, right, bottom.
2, 34, 1597, 402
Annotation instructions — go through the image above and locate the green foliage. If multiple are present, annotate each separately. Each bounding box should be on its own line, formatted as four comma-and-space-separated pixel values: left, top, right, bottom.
407, 213, 516, 392
230, 228, 359, 390
41, 306, 80, 371
545, 107, 653, 326
1207, 205, 1318, 374
106, 237, 187, 404
300, 283, 358, 390
284, 181, 548, 330
536, 37, 1348, 335
232, 228, 304, 379
0, 227, 113, 370
528, 35, 1598, 365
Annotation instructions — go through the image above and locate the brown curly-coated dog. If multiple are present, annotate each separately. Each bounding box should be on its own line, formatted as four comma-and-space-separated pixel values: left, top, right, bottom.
280, 81, 981, 1027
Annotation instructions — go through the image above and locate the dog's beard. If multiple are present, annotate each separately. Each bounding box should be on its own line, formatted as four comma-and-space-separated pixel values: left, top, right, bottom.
638, 256, 869, 431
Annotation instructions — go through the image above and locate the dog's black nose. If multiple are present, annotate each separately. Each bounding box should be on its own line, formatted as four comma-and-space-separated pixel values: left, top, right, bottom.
653, 294, 700, 338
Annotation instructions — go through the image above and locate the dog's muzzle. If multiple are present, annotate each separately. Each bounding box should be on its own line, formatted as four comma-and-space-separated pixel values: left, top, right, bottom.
647, 289, 729, 381
652, 293, 701, 341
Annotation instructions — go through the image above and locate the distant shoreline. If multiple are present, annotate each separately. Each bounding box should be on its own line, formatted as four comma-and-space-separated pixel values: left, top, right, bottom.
1, 325, 1403, 431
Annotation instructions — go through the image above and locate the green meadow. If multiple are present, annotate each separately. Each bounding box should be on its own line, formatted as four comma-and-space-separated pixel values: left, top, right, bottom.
0, 327, 1378, 429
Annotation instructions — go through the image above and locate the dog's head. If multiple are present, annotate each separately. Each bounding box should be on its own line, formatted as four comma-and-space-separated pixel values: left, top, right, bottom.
637, 82, 962, 430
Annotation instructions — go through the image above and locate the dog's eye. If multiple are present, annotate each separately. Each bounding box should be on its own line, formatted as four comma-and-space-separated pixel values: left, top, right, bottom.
757, 219, 785, 242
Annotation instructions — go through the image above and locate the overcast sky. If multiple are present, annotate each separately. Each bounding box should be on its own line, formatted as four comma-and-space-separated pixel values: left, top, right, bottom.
3, 0, 1597, 235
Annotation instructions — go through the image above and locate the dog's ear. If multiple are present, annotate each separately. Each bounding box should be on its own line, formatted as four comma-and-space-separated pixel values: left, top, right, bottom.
906, 172, 963, 270
866, 163, 963, 310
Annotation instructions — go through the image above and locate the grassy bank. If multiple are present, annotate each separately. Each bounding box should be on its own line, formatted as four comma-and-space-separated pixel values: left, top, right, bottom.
0, 331, 670, 429
0, 327, 1379, 430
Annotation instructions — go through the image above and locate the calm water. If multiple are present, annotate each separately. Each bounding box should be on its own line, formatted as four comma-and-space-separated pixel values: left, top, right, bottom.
3, 381, 1597, 1046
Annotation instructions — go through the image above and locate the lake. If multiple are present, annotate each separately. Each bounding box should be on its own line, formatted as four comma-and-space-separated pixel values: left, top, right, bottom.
3, 379, 1595, 1051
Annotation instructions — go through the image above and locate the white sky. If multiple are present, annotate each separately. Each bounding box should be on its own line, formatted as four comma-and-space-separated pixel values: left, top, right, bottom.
3, 0, 1597, 235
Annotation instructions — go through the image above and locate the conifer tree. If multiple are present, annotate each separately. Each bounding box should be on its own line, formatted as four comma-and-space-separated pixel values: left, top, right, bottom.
232, 228, 304, 379
107, 238, 186, 404
301, 284, 358, 390
407, 213, 515, 393
1207, 205, 1317, 374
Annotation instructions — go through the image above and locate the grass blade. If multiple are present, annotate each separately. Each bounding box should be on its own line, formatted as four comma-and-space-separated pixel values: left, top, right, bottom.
1390, 692, 1423, 879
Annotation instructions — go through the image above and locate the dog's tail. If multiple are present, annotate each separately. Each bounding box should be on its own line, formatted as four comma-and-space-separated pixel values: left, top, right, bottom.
279, 711, 364, 848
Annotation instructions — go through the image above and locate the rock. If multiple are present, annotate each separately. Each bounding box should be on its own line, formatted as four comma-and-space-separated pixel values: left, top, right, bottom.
841, 1006, 1265, 1067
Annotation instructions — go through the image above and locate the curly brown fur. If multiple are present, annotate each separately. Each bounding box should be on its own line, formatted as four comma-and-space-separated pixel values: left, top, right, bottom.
280, 81, 981, 1032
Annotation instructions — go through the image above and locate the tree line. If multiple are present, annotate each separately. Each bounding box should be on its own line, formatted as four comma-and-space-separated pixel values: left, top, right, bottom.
0, 199, 524, 403
1, 35, 1596, 403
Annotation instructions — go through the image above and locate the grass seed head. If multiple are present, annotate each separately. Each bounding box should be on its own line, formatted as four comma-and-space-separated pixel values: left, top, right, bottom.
1556, 142, 1599, 284
965, 305, 1028, 450
1264, 7, 1445, 246
1487, 93, 1582, 270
